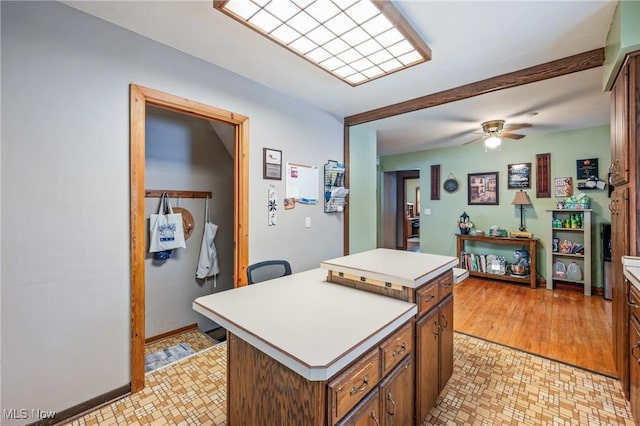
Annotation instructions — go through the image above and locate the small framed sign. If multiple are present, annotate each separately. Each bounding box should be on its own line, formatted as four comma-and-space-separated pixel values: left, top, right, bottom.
263, 148, 282, 180
507, 163, 531, 189
576, 158, 599, 180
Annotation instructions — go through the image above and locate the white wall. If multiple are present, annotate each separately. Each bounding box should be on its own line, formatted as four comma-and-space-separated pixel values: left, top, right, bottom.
348, 125, 378, 254
0, 1, 344, 422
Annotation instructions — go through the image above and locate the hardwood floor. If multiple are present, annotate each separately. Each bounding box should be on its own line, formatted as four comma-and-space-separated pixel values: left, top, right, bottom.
454, 276, 617, 377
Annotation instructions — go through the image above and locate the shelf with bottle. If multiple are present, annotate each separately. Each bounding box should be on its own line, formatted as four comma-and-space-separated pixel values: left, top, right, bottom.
546, 209, 592, 295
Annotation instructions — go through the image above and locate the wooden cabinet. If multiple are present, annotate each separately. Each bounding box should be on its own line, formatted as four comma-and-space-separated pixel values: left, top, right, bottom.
415, 294, 453, 422
456, 234, 538, 289
337, 356, 414, 426
610, 59, 630, 186
546, 209, 592, 295
380, 355, 414, 426
609, 50, 639, 413
630, 316, 640, 421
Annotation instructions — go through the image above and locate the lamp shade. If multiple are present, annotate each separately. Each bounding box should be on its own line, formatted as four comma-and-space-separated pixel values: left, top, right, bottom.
511, 190, 532, 206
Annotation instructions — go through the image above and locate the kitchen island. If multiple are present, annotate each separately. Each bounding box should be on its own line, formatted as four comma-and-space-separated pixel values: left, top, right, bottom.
194, 249, 459, 425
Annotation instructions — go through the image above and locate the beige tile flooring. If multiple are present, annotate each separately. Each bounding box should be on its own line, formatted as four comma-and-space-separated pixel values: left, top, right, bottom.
64, 331, 634, 426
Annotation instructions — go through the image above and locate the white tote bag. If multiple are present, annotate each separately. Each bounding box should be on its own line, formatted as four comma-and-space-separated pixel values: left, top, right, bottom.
149, 193, 186, 253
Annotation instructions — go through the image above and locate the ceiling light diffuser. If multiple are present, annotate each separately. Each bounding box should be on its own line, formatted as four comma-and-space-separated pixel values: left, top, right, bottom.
214, 0, 432, 86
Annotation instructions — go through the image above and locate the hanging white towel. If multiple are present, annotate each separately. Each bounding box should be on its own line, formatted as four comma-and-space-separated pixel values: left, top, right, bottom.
196, 197, 219, 279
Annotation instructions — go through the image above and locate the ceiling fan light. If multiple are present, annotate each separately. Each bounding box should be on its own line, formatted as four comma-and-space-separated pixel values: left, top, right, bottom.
485, 135, 501, 149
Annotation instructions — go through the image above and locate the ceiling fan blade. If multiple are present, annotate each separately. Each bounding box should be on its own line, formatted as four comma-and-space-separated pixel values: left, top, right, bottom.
503, 123, 532, 131
463, 135, 484, 145
501, 133, 526, 140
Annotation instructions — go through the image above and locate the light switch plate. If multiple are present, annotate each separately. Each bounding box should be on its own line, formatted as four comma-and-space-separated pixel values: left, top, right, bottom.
424, 208, 431, 215
305, 217, 311, 228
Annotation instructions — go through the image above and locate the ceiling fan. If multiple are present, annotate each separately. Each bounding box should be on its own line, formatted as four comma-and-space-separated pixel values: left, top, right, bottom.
466, 120, 533, 149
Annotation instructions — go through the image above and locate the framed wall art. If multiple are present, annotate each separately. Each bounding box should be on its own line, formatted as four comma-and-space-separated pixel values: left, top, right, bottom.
263, 148, 282, 180
468, 172, 499, 205
507, 162, 531, 189
555, 177, 573, 197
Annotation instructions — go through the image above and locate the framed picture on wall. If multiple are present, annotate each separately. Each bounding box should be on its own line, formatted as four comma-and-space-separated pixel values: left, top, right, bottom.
467, 172, 499, 205
507, 163, 531, 189
263, 148, 282, 180
555, 177, 573, 197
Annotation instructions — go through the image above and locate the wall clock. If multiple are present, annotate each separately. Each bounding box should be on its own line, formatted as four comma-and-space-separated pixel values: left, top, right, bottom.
443, 176, 459, 193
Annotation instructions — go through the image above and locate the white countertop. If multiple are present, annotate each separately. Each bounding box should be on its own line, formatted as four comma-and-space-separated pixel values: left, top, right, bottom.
623, 256, 640, 291
321, 248, 459, 288
193, 268, 417, 381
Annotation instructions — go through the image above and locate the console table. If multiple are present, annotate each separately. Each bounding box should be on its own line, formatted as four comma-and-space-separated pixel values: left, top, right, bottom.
456, 234, 538, 288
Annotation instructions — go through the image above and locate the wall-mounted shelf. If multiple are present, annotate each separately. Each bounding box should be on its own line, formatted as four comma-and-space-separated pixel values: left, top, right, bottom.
145, 189, 212, 199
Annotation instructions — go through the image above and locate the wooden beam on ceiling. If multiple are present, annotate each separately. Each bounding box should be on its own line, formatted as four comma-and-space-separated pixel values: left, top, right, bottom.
344, 48, 605, 126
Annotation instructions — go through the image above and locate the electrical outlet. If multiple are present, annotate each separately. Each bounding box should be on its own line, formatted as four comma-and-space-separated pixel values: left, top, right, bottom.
424, 208, 431, 215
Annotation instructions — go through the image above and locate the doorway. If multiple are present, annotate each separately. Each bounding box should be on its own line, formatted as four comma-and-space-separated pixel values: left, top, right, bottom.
381, 170, 420, 251
129, 84, 249, 392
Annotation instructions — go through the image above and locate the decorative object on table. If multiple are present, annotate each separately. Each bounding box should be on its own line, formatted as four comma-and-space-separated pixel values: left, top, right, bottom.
576, 158, 599, 180
556, 200, 565, 209
489, 225, 508, 237
486, 254, 507, 275
149, 192, 186, 260
443, 173, 459, 193
511, 190, 532, 235
458, 211, 473, 235
263, 148, 282, 180
507, 163, 531, 189
468, 171, 499, 205
554, 177, 573, 197
268, 184, 277, 226
510, 247, 530, 278
535, 153, 551, 198
431, 164, 440, 200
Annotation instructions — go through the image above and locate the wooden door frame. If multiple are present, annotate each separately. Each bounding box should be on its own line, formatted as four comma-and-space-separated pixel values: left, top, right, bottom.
129, 84, 249, 391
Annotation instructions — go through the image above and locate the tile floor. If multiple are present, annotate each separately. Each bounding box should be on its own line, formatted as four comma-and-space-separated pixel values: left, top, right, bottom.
63, 332, 635, 426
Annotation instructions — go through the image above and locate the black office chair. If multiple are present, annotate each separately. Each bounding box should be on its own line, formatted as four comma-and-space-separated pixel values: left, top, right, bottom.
247, 260, 292, 284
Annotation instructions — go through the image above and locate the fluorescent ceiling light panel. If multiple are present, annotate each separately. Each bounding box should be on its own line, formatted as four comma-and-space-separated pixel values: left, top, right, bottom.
215, 0, 432, 86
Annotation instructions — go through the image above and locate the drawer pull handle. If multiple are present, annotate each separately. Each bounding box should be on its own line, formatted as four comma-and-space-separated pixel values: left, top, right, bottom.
424, 294, 435, 302
628, 299, 638, 309
349, 375, 370, 396
443, 282, 452, 288
632, 342, 640, 363
386, 391, 397, 416
432, 320, 439, 336
392, 343, 407, 357
371, 410, 380, 426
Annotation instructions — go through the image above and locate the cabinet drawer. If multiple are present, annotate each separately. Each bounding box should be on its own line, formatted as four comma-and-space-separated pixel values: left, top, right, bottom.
438, 269, 454, 300
335, 387, 380, 426
630, 283, 640, 323
328, 349, 380, 425
416, 281, 438, 317
379, 322, 413, 377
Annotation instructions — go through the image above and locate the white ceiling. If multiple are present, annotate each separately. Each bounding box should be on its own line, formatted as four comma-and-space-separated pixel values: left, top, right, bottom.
62, 0, 617, 156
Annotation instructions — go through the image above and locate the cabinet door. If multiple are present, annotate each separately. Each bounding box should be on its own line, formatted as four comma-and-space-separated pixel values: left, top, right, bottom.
611, 187, 630, 395
336, 388, 381, 426
438, 295, 454, 391
630, 317, 640, 422
380, 355, 414, 426
610, 61, 629, 186
415, 308, 439, 423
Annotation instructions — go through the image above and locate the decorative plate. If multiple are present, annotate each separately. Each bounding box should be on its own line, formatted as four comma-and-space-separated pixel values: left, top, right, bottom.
443, 178, 459, 193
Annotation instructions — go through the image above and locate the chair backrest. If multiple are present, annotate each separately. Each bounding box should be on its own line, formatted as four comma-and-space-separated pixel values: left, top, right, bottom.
247, 260, 292, 284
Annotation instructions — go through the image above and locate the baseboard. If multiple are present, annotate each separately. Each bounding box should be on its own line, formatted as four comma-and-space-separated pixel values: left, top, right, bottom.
26, 384, 130, 426
145, 323, 198, 344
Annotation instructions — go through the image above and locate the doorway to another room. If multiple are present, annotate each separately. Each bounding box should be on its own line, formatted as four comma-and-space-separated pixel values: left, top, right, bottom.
381, 170, 420, 252
129, 84, 249, 392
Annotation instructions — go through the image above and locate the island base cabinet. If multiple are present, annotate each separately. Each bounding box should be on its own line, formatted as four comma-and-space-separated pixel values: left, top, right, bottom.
338, 356, 414, 426
227, 333, 327, 426
415, 295, 453, 424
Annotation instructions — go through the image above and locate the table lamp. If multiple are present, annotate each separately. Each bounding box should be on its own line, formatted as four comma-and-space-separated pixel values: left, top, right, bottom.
511, 190, 532, 231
